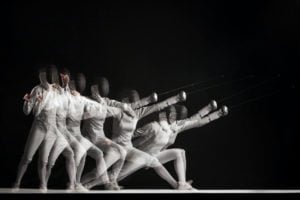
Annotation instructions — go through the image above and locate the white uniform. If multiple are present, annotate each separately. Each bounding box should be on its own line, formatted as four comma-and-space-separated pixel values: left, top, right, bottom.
133, 121, 172, 156
66, 93, 100, 151
23, 85, 58, 163
48, 87, 85, 166
111, 94, 181, 148
130, 105, 227, 188
133, 114, 203, 155
81, 100, 122, 144
111, 94, 183, 186
80, 95, 127, 185
66, 91, 110, 183
81, 93, 159, 188
84, 94, 183, 188
14, 84, 59, 189
90, 93, 166, 164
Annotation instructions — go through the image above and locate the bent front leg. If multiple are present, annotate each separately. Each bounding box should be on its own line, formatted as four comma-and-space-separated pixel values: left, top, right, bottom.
156, 148, 187, 183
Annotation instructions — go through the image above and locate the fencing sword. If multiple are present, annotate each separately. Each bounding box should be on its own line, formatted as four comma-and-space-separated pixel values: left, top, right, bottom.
228, 89, 283, 110
218, 74, 281, 103
227, 83, 295, 110
187, 74, 255, 95
157, 74, 226, 96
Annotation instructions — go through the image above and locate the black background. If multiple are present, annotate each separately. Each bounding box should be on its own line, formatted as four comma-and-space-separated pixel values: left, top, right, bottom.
1, 1, 299, 190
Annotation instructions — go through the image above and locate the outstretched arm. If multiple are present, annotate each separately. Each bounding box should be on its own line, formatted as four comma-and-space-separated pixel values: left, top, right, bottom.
130, 93, 158, 109
81, 96, 104, 120
91, 84, 157, 109
136, 91, 187, 119
174, 105, 229, 134
105, 105, 122, 119
91, 84, 124, 108
81, 96, 124, 120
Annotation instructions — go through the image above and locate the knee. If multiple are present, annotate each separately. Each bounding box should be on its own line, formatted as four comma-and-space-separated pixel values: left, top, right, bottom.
46, 163, 54, 170
98, 150, 104, 159
148, 157, 161, 168
65, 151, 75, 165
175, 149, 185, 158
79, 152, 87, 162
75, 153, 86, 167
64, 148, 75, 159
95, 162, 107, 177
39, 160, 48, 167
95, 151, 104, 162
74, 149, 85, 162
21, 157, 31, 165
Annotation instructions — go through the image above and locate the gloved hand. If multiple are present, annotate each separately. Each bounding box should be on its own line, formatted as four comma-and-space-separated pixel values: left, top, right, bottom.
150, 92, 158, 103
210, 100, 218, 110
23, 93, 31, 102
177, 91, 187, 102
220, 105, 229, 116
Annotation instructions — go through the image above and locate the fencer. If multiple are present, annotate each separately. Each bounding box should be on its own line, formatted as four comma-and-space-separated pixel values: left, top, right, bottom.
66, 73, 121, 190
80, 93, 129, 189
84, 88, 187, 189
44, 68, 87, 191
13, 66, 59, 191
80, 77, 157, 189
131, 102, 228, 189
